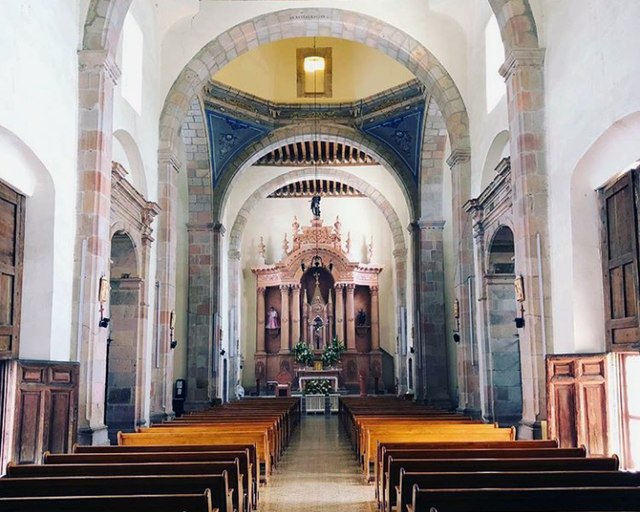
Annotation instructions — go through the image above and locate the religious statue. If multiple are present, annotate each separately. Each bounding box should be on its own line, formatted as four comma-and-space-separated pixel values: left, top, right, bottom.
311, 195, 321, 217
266, 306, 280, 329
357, 308, 367, 326
333, 216, 342, 237
258, 236, 266, 263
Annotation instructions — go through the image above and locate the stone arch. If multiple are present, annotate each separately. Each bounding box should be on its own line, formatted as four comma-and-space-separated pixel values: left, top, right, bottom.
228, 168, 407, 257
82, 0, 132, 52
158, 8, 470, 160
110, 228, 139, 278
488, 0, 540, 52
479, 130, 510, 194
113, 129, 148, 197
216, 122, 418, 222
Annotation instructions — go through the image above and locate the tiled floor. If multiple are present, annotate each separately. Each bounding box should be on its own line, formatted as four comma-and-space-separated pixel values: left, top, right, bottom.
259, 415, 376, 512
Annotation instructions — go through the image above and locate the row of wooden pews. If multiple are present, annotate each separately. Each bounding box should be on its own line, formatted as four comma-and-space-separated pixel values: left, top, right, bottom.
0, 397, 299, 512
340, 396, 640, 512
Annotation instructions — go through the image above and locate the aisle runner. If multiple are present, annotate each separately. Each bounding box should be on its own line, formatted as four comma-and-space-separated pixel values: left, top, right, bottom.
259, 415, 375, 512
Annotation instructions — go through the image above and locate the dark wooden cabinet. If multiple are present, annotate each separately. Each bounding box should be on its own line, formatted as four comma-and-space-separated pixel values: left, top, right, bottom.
547, 354, 609, 456
13, 360, 79, 463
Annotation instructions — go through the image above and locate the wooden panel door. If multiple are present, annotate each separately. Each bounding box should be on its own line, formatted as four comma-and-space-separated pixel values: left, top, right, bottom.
0, 183, 24, 359
547, 354, 609, 456
600, 172, 640, 349
13, 361, 79, 463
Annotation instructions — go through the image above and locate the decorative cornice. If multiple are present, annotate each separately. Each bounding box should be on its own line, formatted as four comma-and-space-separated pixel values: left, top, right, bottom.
446, 149, 471, 169
187, 222, 215, 232
417, 219, 446, 230
158, 149, 182, 172
213, 222, 226, 236
499, 48, 546, 80
78, 49, 121, 85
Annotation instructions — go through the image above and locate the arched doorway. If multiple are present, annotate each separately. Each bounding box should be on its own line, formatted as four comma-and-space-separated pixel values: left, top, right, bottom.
486, 226, 523, 425
106, 231, 140, 442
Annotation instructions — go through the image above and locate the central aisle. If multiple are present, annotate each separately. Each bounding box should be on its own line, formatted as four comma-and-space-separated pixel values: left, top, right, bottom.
259, 415, 376, 512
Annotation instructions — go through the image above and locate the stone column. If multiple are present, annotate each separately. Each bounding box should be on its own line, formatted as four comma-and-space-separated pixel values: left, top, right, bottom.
209, 223, 225, 402
75, 49, 120, 445
256, 287, 266, 354
280, 285, 290, 353
335, 284, 345, 342
291, 284, 301, 345
185, 222, 214, 409
346, 284, 356, 351
393, 248, 408, 394
464, 200, 489, 419
412, 219, 450, 406
500, 48, 549, 438
370, 286, 380, 352
154, 150, 181, 420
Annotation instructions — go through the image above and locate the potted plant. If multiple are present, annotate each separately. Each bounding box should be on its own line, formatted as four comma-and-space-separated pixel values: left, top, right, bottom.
293, 340, 315, 368
321, 336, 345, 368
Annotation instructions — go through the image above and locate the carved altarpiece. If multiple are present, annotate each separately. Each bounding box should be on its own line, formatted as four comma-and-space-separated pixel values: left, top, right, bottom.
252, 217, 383, 392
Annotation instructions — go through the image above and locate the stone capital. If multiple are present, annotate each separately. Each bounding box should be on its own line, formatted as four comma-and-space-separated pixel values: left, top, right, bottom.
346, 283, 356, 290
417, 219, 446, 231
228, 249, 241, 261
446, 148, 471, 169
158, 149, 182, 173
499, 48, 546, 80
78, 49, 121, 85
213, 222, 226, 236
392, 247, 408, 259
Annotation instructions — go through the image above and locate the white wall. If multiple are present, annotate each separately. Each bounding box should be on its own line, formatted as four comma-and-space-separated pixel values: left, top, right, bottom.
543, 0, 640, 353
0, 0, 81, 361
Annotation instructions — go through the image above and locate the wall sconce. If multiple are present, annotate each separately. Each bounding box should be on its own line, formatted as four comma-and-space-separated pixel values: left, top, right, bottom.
169, 311, 177, 349
98, 276, 110, 328
220, 349, 226, 356
514, 275, 525, 328
453, 298, 461, 342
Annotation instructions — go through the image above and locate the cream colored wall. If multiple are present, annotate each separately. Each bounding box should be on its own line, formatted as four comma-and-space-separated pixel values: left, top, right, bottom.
159, 1, 467, 105
237, 195, 397, 388
543, 0, 640, 354
214, 37, 415, 103
0, 0, 81, 361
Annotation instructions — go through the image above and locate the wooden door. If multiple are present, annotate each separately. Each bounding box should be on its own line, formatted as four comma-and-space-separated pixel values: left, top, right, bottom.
547, 354, 609, 456
0, 182, 24, 359
600, 172, 640, 349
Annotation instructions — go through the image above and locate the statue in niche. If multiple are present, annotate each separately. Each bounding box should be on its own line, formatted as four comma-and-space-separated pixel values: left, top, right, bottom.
357, 308, 367, 326
311, 195, 321, 217
266, 306, 280, 330
313, 316, 323, 350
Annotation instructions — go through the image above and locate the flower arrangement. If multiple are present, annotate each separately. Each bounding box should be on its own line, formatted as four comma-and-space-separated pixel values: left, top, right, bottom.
304, 379, 332, 395
293, 340, 315, 367
321, 336, 346, 368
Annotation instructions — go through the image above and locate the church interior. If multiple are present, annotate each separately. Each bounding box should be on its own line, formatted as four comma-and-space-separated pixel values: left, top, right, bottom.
1, 0, 640, 509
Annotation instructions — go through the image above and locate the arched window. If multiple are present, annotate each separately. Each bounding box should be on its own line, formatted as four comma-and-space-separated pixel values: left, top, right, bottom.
485, 15, 505, 113
121, 13, 143, 113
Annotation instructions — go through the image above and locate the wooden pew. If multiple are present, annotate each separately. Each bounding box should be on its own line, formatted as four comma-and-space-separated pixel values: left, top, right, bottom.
409, 486, 640, 512
375, 439, 559, 494
379, 446, 587, 508
6, 462, 235, 512
0, 475, 234, 511
362, 426, 516, 481
0, 491, 215, 512
388, 457, 620, 512
47, 450, 251, 512
118, 430, 272, 483
396, 470, 640, 512
139, 423, 281, 462
73, 442, 258, 506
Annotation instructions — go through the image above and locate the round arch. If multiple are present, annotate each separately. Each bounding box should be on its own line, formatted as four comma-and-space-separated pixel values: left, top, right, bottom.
159, 8, 470, 160
227, 167, 408, 258
488, 0, 540, 52
216, 122, 419, 222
